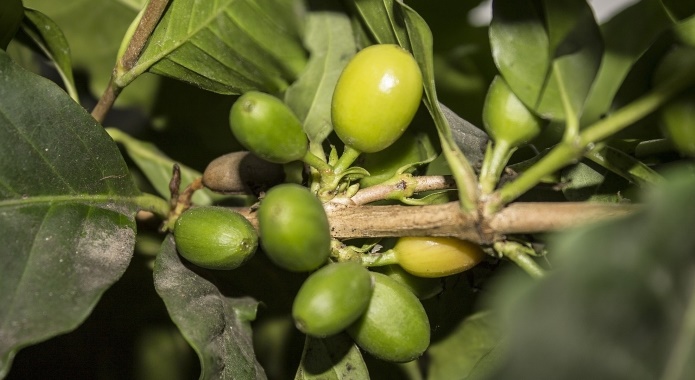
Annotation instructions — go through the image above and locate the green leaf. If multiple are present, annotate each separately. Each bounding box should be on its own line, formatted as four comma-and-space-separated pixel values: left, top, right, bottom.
17, 8, 79, 101
295, 334, 369, 380
487, 165, 695, 379
584, 144, 663, 187
0, 0, 23, 49
0, 50, 139, 376
490, 0, 603, 121
128, 0, 308, 95
154, 236, 266, 380
106, 128, 226, 206
559, 160, 629, 202
349, 0, 409, 48
23, 0, 157, 106
581, 0, 672, 125
427, 312, 504, 380
285, 2, 356, 144
440, 103, 488, 169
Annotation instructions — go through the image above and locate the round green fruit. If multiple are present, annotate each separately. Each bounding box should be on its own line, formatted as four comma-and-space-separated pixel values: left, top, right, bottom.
372, 264, 442, 300
393, 236, 484, 278
257, 184, 331, 272
229, 91, 308, 164
292, 262, 374, 337
332, 44, 423, 153
483, 75, 543, 148
174, 206, 258, 270
347, 272, 430, 362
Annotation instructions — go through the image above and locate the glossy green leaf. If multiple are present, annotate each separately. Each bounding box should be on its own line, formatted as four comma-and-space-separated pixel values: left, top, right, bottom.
490, 0, 603, 121
128, 0, 307, 95
0, 0, 22, 49
285, 2, 355, 144
487, 165, 695, 380
581, 0, 671, 125
18, 8, 78, 101
294, 334, 369, 380
427, 311, 504, 380
0, 51, 140, 377
349, 0, 408, 47
154, 236, 266, 380
106, 128, 226, 206
23, 0, 156, 106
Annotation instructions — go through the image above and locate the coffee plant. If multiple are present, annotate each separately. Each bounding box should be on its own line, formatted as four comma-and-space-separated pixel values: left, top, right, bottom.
1, 0, 695, 379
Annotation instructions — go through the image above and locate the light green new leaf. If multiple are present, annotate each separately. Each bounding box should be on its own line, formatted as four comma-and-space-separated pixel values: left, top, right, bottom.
490, 0, 603, 121
295, 334, 369, 380
127, 0, 307, 95
18, 8, 78, 101
154, 236, 266, 380
285, 2, 356, 144
0, 51, 140, 377
487, 165, 695, 380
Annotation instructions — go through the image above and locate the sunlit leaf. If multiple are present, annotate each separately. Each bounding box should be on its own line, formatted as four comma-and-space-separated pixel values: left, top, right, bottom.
129, 0, 307, 95
154, 236, 266, 380
285, 1, 356, 144
0, 51, 139, 377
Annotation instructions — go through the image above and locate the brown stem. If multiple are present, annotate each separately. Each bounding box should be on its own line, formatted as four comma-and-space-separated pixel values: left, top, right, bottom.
349, 175, 456, 205
91, 77, 122, 123
91, 0, 170, 123
235, 201, 639, 244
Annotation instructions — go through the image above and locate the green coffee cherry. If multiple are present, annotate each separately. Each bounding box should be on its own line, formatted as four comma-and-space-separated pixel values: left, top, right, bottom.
332, 44, 423, 153
292, 262, 374, 337
393, 236, 485, 278
229, 91, 308, 164
257, 184, 331, 272
174, 206, 258, 270
483, 75, 543, 148
347, 272, 430, 362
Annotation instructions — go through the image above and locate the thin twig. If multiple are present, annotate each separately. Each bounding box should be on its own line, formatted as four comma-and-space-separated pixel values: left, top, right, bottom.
349, 175, 456, 205
91, 0, 170, 122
